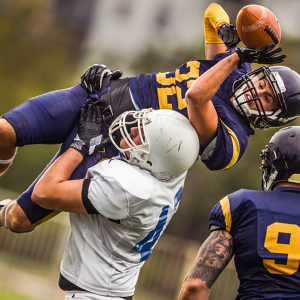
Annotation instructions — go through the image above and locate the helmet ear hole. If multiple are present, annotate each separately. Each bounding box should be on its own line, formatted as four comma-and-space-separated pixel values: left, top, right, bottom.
147, 161, 152, 167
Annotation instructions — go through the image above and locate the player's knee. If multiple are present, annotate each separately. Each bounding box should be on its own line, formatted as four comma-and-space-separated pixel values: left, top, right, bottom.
5, 202, 36, 233
0, 119, 17, 175
0, 118, 17, 156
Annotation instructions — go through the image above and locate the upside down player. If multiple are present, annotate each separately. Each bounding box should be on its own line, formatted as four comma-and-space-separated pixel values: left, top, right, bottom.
0, 3, 300, 232
178, 126, 300, 300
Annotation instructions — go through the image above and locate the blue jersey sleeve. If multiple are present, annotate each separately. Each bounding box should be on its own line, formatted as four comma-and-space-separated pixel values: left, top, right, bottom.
202, 113, 254, 171
209, 196, 230, 232
201, 59, 254, 171
209, 189, 250, 233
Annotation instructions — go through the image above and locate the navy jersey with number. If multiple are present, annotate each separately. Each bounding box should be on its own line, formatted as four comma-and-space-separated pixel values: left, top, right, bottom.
129, 52, 255, 171
210, 187, 300, 299
2, 53, 254, 225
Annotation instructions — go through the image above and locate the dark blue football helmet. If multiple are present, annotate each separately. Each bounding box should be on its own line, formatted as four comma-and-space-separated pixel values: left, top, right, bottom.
232, 66, 300, 129
261, 126, 300, 191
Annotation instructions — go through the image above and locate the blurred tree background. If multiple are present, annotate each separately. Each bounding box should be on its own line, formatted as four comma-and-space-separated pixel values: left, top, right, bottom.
0, 0, 300, 245
0, 0, 94, 194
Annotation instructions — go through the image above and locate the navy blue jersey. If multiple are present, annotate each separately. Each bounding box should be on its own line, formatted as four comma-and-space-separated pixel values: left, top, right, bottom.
2, 54, 254, 225
129, 52, 254, 171
210, 187, 300, 299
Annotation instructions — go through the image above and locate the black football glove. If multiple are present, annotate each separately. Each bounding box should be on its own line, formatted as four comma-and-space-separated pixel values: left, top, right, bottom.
70, 100, 104, 158
80, 64, 123, 94
231, 44, 286, 69
218, 23, 240, 49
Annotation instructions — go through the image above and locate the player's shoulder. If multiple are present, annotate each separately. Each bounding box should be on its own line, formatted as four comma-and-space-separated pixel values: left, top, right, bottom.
228, 188, 263, 207
228, 188, 260, 200
89, 157, 156, 201
210, 189, 262, 218
211, 189, 254, 215
226, 188, 294, 218
209, 189, 262, 232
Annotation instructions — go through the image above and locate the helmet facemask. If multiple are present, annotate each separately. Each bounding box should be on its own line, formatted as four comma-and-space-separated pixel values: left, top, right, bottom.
109, 109, 152, 165
232, 66, 286, 129
260, 145, 278, 191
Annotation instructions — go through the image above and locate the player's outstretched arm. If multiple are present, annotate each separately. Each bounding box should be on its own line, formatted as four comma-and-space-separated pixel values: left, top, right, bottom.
178, 230, 233, 300
185, 44, 284, 149
203, 3, 228, 59
185, 53, 239, 150
32, 100, 104, 213
0, 118, 17, 176
32, 148, 86, 213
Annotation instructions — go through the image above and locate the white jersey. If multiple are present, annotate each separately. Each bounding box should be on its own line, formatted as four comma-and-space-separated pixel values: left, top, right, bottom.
60, 157, 187, 297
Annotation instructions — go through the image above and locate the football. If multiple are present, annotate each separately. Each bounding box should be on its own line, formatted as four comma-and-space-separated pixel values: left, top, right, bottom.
236, 5, 281, 50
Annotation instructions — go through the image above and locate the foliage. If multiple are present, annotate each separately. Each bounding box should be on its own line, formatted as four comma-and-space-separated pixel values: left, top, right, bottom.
0, 0, 85, 192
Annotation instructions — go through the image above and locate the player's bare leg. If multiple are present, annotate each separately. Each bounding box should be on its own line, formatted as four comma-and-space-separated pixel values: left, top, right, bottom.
0, 199, 36, 233
0, 118, 17, 176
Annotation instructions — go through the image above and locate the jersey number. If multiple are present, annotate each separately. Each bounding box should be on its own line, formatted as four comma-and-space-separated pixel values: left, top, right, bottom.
263, 222, 300, 275
156, 61, 200, 111
131, 206, 169, 262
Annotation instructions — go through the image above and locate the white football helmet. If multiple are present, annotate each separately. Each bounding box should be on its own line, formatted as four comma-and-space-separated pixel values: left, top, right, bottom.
109, 109, 199, 180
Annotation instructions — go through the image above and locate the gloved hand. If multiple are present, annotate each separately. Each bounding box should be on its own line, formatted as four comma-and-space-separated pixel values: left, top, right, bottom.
80, 64, 123, 94
70, 100, 104, 158
218, 23, 240, 49
231, 44, 286, 69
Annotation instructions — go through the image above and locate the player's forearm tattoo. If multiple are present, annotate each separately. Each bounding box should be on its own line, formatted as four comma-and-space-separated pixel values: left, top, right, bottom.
186, 230, 233, 288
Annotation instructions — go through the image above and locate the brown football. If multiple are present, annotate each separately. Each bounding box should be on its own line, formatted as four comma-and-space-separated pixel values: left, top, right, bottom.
236, 5, 281, 50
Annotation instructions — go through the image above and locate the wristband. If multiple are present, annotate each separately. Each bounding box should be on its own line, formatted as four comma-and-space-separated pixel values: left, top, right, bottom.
215, 21, 227, 35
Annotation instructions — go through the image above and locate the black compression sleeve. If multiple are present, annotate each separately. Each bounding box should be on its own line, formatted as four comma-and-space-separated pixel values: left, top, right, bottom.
82, 179, 99, 214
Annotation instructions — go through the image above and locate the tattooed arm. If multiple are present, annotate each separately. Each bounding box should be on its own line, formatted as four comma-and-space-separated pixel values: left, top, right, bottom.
178, 230, 234, 300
